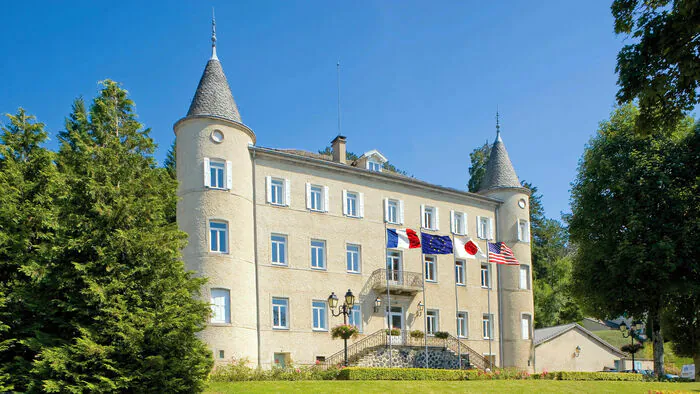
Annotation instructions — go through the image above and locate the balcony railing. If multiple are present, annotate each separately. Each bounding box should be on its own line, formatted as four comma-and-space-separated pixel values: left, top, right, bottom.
368, 268, 423, 295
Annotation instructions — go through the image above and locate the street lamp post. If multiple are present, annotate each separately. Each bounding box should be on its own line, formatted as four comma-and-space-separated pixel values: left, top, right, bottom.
328, 289, 356, 366
619, 320, 642, 373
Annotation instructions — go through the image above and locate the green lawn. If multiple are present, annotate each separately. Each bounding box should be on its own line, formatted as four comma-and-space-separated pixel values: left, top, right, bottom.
206, 380, 700, 394
593, 329, 694, 368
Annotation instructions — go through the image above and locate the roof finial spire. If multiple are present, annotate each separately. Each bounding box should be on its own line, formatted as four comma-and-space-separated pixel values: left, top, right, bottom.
495, 106, 502, 142
211, 8, 218, 60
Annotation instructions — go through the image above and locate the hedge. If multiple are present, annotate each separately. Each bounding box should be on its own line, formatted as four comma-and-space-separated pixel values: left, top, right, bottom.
533, 371, 643, 381
336, 368, 645, 381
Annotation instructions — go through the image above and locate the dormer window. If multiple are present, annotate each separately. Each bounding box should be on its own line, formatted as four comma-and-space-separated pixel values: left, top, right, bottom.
368, 160, 382, 172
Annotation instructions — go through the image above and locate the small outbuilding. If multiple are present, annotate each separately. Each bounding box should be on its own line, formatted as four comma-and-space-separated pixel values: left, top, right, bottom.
534, 323, 626, 372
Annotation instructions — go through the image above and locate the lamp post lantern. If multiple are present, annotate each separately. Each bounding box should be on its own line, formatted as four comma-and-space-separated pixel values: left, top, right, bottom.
328, 289, 356, 366
620, 320, 642, 373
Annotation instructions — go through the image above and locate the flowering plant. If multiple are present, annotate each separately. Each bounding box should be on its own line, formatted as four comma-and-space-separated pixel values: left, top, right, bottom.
385, 328, 401, 336
331, 324, 359, 340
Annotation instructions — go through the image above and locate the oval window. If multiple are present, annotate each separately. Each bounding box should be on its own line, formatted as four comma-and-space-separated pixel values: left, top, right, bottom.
211, 129, 224, 143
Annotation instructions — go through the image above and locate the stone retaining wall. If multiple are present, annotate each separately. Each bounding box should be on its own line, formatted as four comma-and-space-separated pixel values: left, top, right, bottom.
355, 346, 468, 369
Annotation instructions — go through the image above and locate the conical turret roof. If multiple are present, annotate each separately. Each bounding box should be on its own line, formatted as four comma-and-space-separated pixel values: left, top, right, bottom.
479, 131, 521, 192
186, 58, 241, 123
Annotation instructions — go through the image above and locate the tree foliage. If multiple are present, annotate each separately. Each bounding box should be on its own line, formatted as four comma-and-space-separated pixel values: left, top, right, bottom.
569, 103, 698, 375
467, 142, 490, 193
0, 82, 213, 392
317, 146, 408, 175
611, 0, 700, 134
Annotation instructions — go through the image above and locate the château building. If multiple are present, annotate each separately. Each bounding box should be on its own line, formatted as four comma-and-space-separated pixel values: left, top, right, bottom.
174, 25, 534, 370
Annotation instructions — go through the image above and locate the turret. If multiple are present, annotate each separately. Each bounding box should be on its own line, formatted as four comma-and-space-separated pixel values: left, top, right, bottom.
478, 114, 534, 371
174, 17, 258, 365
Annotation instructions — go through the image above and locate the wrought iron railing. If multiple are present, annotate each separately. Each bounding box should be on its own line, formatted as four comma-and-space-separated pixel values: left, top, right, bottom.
367, 268, 423, 291
322, 329, 490, 370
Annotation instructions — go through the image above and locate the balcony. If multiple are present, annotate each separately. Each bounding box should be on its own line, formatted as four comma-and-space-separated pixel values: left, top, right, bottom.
369, 268, 423, 295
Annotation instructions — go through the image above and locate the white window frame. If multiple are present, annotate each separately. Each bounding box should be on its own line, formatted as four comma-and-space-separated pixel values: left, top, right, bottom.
310, 239, 326, 270
426, 309, 439, 335
343, 190, 364, 218
519, 265, 530, 290
204, 157, 232, 190
385, 198, 402, 224
306, 183, 329, 212
349, 305, 362, 332
367, 160, 382, 172
457, 311, 468, 338
210, 288, 230, 324
477, 216, 494, 240
268, 177, 289, 206
521, 313, 532, 340
451, 211, 467, 235
271, 234, 287, 266
425, 255, 437, 282
455, 260, 466, 286
209, 159, 225, 189
518, 219, 530, 242
209, 220, 228, 253
482, 314, 493, 339
272, 297, 289, 330
480, 263, 490, 288
346, 244, 361, 273
312, 300, 328, 331
421, 205, 439, 230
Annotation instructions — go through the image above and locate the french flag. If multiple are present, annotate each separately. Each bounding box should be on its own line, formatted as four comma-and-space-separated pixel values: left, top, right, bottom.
386, 228, 421, 249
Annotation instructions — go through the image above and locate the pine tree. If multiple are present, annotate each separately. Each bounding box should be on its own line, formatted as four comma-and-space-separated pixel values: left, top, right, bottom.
24, 81, 212, 392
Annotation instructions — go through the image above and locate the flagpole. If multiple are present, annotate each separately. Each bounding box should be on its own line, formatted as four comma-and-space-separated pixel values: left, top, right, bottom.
421, 244, 428, 369
486, 241, 492, 370
452, 234, 461, 369
385, 222, 392, 368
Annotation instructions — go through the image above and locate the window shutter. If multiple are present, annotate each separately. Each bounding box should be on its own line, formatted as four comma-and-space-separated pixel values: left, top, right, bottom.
204, 157, 211, 187
359, 193, 365, 218
517, 219, 522, 241
399, 200, 405, 225
305, 183, 312, 210
488, 218, 494, 240
323, 186, 329, 212
383, 198, 389, 222
420, 205, 425, 228
434, 207, 440, 230
265, 176, 272, 203
476, 216, 483, 239
284, 179, 291, 206
226, 161, 233, 190
450, 210, 455, 233
342, 190, 348, 216
462, 212, 468, 235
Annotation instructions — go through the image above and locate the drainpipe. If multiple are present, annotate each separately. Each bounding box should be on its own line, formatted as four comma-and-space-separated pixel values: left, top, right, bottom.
496, 205, 504, 367
251, 148, 262, 368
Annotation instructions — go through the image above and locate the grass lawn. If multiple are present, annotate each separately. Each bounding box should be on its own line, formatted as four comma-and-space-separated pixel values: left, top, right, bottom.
593, 329, 694, 369
206, 380, 700, 393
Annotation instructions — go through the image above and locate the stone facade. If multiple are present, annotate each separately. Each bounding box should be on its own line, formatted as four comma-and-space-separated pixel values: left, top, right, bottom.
356, 347, 468, 369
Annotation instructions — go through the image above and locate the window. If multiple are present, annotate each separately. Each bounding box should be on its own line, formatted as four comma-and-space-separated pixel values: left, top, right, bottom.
477, 216, 493, 240
482, 314, 493, 339
349, 305, 362, 332
451, 211, 467, 235
204, 158, 231, 189
480, 263, 490, 288
426, 310, 439, 335
209, 221, 228, 253
271, 234, 287, 265
272, 298, 289, 329
519, 265, 530, 290
483, 354, 496, 368
343, 191, 364, 217
422, 205, 438, 230
312, 301, 327, 331
270, 178, 284, 205
368, 160, 382, 172
455, 260, 466, 285
306, 184, 328, 212
518, 219, 530, 242
315, 356, 326, 363
522, 314, 532, 340
457, 312, 468, 338
346, 244, 360, 273
311, 240, 326, 269
385, 199, 403, 224
218, 350, 225, 359
210, 288, 230, 324
209, 160, 225, 189
425, 255, 437, 282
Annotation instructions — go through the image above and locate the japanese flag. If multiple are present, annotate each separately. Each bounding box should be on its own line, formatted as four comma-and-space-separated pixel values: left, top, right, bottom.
454, 237, 486, 259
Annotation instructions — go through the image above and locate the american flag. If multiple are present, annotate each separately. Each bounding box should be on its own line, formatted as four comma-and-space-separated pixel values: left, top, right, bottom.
488, 242, 519, 265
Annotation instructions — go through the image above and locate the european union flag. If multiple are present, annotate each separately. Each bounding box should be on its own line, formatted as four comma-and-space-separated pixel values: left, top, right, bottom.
421, 232, 453, 255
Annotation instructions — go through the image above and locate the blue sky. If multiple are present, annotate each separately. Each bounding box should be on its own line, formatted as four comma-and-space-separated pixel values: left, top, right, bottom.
1, 1, 628, 219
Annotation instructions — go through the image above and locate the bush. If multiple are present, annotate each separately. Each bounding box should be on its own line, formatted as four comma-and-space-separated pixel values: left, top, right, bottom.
209, 358, 342, 382
434, 331, 449, 339
409, 330, 424, 339
531, 371, 643, 381
337, 367, 468, 380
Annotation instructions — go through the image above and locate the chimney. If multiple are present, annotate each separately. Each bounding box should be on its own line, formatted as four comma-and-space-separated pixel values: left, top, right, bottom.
331, 135, 347, 164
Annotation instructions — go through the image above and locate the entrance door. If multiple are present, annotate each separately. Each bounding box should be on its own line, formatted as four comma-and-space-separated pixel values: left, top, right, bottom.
386, 251, 402, 284
386, 306, 404, 345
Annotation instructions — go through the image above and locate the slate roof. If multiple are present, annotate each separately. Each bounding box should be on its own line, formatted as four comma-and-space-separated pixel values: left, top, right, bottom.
478, 132, 521, 192
534, 323, 626, 357
186, 59, 241, 123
